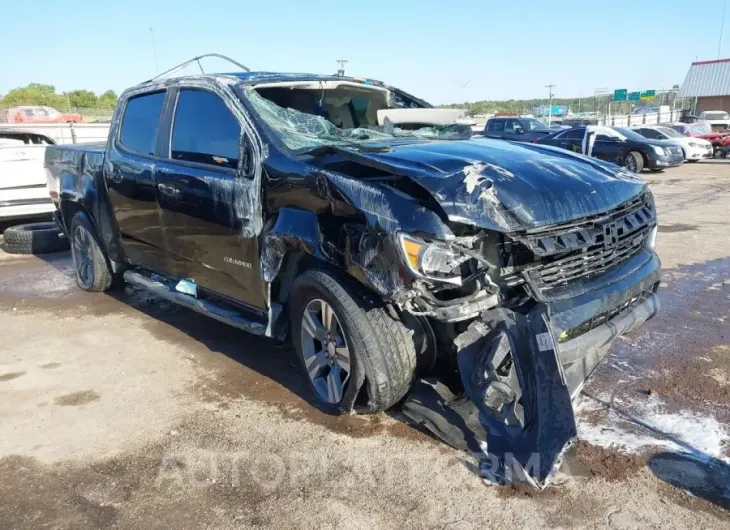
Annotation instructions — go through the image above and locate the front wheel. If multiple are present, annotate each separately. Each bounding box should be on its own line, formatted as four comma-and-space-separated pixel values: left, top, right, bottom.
289, 269, 417, 413
623, 151, 644, 173
69, 212, 117, 292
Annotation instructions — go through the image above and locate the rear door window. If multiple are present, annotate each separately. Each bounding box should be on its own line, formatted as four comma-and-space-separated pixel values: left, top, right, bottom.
565, 128, 584, 139
504, 119, 522, 133
171, 89, 241, 170
119, 92, 166, 156
487, 120, 504, 132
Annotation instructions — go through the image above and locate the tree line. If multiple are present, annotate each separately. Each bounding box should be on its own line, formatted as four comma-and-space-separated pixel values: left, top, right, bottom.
440, 91, 684, 117
0, 83, 118, 110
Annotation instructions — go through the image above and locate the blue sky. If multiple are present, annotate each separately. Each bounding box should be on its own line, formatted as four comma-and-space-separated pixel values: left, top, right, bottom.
3, 0, 728, 104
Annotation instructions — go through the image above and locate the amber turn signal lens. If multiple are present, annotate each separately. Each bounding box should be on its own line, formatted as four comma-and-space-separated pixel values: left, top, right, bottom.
401, 238, 423, 270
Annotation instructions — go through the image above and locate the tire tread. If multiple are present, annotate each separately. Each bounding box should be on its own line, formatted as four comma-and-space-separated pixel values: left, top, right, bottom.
291, 269, 416, 412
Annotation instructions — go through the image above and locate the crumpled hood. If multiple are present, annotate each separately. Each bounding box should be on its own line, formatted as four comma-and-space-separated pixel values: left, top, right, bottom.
328, 138, 647, 232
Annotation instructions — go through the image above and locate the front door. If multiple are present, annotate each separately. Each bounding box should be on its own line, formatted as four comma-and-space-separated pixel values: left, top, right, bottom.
154, 88, 267, 311
105, 90, 169, 272
591, 134, 625, 165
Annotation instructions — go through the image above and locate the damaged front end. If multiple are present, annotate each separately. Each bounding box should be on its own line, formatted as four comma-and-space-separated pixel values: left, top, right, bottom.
396, 190, 661, 487
246, 81, 661, 487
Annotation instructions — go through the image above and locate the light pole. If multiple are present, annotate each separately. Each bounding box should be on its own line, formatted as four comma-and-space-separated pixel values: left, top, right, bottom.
545, 83, 556, 125
594, 87, 610, 120
720, 0, 727, 59
149, 27, 159, 75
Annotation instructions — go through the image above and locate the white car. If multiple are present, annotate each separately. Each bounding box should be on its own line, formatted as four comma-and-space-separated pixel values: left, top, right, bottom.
697, 111, 730, 132
631, 125, 713, 162
0, 129, 56, 221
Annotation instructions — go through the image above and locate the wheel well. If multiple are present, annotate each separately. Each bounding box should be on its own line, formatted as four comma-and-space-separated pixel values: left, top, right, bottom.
60, 201, 112, 267
271, 250, 381, 308
60, 201, 88, 231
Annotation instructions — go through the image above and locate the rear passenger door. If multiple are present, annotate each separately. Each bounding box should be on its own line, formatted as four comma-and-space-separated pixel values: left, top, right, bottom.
154, 88, 267, 311
561, 127, 585, 153
503, 119, 525, 141
483, 119, 505, 139
105, 91, 169, 272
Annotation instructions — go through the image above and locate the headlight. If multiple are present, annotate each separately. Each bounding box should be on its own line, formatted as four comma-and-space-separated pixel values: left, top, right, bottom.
398, 233, 469, 284
651, 145, 665, 156
689, 142, 701, 148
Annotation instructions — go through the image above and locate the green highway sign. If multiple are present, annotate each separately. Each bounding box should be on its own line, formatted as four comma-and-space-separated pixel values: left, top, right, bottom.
640, 90, 656, 101
613, 89, 627, 101
629, 91, 641, 101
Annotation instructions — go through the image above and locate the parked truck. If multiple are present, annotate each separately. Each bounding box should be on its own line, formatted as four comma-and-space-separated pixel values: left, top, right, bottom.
45, 55, 661, 485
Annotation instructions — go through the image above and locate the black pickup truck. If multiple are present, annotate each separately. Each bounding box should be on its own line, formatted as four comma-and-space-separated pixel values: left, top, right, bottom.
46, 56, 661, 485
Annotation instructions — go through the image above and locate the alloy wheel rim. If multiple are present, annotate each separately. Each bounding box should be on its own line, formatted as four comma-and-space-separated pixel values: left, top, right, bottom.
72, 226, 94, 287
300, 299, 351, 404
625, 154, 637, 172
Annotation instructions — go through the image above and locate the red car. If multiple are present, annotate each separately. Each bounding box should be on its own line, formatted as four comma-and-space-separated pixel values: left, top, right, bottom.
0, 106, 82, 124
666, 121, 730, 153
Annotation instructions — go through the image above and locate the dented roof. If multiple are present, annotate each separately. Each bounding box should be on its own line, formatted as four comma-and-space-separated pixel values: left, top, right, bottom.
678, 58, 730, 98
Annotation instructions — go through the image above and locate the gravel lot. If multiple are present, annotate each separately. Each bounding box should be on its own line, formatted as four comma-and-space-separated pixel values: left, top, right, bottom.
1, 160, 729, 529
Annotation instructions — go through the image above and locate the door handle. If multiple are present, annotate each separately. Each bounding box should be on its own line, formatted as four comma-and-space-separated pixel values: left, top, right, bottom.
157, 183, 179, 196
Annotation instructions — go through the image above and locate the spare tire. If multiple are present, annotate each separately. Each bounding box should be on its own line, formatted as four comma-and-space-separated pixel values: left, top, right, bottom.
2, 222, 69, 255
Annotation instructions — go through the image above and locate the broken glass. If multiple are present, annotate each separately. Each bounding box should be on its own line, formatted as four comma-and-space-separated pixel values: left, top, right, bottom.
244, 88, 471, 152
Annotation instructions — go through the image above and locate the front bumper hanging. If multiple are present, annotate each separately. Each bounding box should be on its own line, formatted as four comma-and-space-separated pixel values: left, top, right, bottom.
403, 253, 661, 487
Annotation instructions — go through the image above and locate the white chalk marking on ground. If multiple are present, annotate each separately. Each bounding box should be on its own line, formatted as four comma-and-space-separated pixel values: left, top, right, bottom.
575, 394, 730, 463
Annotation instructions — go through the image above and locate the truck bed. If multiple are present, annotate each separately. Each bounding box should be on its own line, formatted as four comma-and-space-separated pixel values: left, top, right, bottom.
45, 143, 108, 224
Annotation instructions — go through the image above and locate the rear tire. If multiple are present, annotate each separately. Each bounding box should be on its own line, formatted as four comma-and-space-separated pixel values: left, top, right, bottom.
289, 269, 417, 413
69, 212, 116, 292
1, 222, 69, 255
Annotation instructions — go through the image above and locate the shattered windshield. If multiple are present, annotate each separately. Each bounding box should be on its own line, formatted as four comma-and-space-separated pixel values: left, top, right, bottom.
243, 87, 471, 152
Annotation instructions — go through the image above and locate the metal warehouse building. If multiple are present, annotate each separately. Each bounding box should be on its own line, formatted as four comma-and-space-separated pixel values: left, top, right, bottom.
679, 58, 730, 112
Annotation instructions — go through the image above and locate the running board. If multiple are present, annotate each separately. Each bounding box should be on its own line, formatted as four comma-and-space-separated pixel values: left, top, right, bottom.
123, 270, 281, 337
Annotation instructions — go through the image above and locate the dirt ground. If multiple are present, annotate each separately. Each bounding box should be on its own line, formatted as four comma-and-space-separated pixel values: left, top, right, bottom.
0, 160, 729, 529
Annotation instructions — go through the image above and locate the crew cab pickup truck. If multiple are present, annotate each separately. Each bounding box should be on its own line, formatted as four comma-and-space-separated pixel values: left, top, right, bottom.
45, 56, 661, 485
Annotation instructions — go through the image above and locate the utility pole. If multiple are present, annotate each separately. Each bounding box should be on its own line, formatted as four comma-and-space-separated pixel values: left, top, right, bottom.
578, 87, 582, 113
720, 0, 727, 59
545, 83, 556, 125
336, 59, 348, 77
149, 28, 159, 75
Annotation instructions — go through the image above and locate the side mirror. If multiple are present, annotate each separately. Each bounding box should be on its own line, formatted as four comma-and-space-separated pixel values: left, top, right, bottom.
515, 128, 525, 135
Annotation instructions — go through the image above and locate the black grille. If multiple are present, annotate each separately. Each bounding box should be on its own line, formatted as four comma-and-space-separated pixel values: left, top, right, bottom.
518, 193, 656, 292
